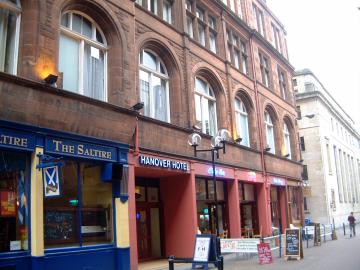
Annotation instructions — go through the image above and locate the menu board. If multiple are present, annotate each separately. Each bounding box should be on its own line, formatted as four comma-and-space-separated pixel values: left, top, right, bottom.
193, 235, 211, 262
285, 228, 300, 257
257, 243, 273, 264
44, 209, 77, 244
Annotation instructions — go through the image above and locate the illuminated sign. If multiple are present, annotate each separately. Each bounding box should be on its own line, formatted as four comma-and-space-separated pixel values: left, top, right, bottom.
46, 137, 117, 162
207, 167, 226, 177
139, 155, 189, 171
271, 177, 286, 186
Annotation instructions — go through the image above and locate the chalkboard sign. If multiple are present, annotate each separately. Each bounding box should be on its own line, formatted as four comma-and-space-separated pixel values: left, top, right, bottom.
314, 223, 321, 246
285, 228, 300, 257
257, 242, 273, 264
44, 209, 77, 245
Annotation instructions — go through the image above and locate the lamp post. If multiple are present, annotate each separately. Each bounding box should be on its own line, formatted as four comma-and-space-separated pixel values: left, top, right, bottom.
188, 129, 231, 237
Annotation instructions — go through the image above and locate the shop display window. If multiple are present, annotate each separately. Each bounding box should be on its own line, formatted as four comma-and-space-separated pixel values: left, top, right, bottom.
0, 150, 29, 253
44, 161, 113, 248
238, 183, 255, 202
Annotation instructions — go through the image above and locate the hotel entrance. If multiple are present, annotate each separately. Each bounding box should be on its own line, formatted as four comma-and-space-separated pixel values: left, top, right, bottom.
135, 178, 162, 261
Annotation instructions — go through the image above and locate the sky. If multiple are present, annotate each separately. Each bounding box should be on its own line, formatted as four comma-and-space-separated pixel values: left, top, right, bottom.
268, 0, 360, 130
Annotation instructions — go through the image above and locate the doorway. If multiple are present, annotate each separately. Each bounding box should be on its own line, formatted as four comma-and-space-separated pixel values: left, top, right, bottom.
135, 178, 162, 261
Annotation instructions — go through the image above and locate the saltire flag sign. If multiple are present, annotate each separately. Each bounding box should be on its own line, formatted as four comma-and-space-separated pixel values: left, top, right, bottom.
43, 166, 61, 197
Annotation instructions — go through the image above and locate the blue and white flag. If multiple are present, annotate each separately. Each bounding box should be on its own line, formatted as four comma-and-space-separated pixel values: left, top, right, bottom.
43, 166, 61, 198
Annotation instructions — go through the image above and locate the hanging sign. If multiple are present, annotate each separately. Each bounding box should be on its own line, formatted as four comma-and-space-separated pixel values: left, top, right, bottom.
43, 166, 61, 198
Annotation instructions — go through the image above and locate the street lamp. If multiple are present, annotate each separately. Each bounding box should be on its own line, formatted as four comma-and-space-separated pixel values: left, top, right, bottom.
188, 129, 231, 236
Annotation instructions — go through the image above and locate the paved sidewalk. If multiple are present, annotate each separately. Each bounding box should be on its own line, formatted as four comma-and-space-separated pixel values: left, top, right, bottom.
167, 229, 360, 270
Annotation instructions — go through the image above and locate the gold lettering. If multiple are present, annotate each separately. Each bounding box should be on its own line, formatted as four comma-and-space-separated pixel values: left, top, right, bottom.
68, 145, 75, 154
78, 144, 84, 154
21, 138, 28, 147
14, 137, 21, 146
2, 135, 9, 144
107, 152, 111, 159
53, 140, 62, 152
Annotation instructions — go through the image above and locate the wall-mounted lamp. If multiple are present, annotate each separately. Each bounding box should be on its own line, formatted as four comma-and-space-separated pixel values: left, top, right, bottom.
131, 102, 144, 111
264, 146, 271, 152
296, 114, 316, 120
235, 137, 242, 143
192, 124, 202, 131
44, 74, 58, 85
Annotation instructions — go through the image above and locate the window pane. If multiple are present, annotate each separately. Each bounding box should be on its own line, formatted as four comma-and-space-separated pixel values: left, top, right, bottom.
83, 44, 105, 100
209, 32, 216, 53
198, 24, 205, 46
186, 16, 193, 38
163, 1, 172, 24
140, 70, 150, 117
202, 97, 210, 134
0, 9, 17, 73
59, 34, 79, 93
196, 179, 206, 200
44, 161, 80, 248
0, 150, 29, 253
81, 163, 113, 245
234, 50, 240, 69
82, 16, 92, 38
208, 100, 217, 136
153, 76, 168, 121
142, 51, 157, 70
72, 13, 82, 34
61, 13, 70, 28
195, 94, 202, 128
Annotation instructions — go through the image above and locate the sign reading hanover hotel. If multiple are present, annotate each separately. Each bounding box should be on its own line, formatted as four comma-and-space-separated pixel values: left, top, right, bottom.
139, 155, 189, 171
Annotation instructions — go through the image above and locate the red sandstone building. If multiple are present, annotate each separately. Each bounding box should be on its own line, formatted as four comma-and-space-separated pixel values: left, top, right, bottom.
0, 0, 303, 270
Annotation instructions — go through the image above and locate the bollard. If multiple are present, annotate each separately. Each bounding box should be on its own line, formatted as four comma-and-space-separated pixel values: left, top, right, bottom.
168, 256, 175, 270
323, 224, 326, 242
343, 223, 346, 236
279, 234, 282, 258
306, 227, 309, 248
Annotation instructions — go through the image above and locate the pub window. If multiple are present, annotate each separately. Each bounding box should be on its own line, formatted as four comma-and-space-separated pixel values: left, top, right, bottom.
0, 150, 29, 253
44, 161, 113, 248
288, 186, 301, 221
0, 0, 21, 75
59, 11, 107, 101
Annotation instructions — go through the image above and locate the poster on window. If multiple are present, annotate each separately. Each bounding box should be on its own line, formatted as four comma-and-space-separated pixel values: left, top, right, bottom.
0, 191, 16, 216
43, 166, 61, 198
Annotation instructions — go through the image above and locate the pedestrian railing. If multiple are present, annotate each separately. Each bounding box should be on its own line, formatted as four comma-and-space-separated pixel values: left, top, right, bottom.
261, 234, 285, 258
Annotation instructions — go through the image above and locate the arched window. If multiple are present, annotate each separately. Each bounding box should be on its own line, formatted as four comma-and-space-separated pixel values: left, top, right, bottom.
0, 0, 21, 74
139, 49, 170, 122
283, 123, 291, 159
264, 111, 275, 154
59, 11, 107, 101
235, 98, 249, 147
195, 77, 217, 136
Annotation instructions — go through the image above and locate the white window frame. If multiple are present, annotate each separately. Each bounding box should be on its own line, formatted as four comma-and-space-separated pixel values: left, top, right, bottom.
264, 111, 275, 154
195, 77, 218, 136
0, 0, 21, 75
283, 123, 291, 159
235, 98, 250, 147
139, 49, 170, 123
59, 11, 108, 101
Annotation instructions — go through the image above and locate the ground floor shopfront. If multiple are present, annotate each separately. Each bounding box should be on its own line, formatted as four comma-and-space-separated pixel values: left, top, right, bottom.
128, 153, 304, 269
0, 121, 130, 270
